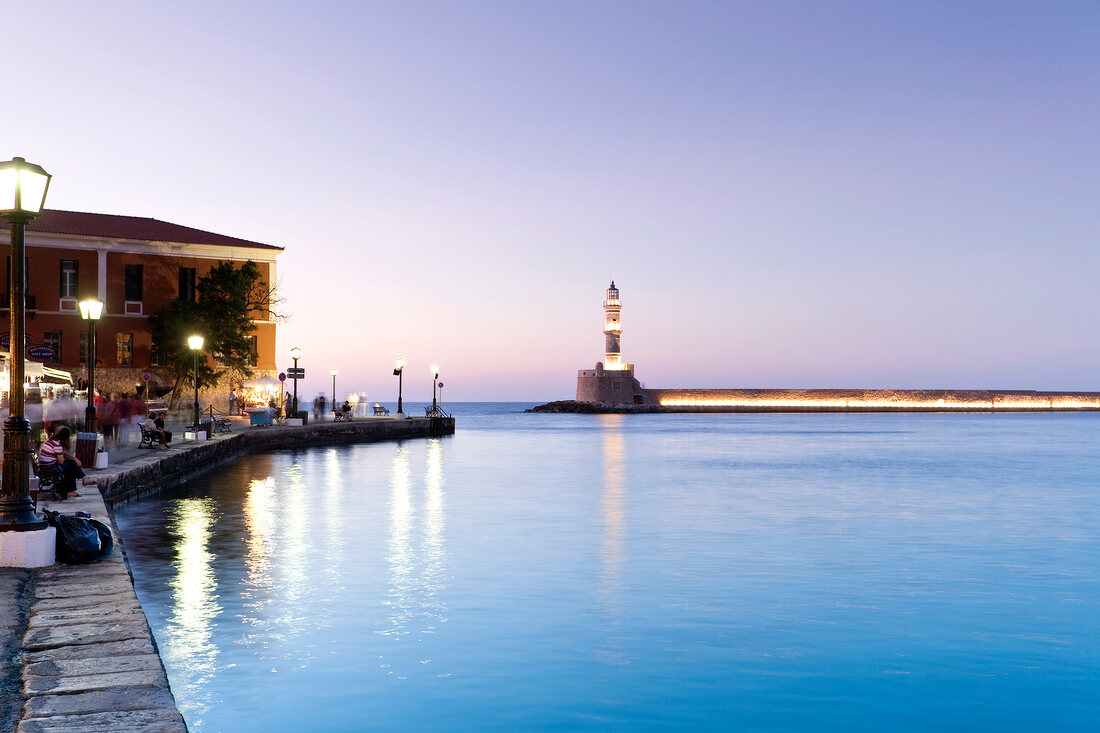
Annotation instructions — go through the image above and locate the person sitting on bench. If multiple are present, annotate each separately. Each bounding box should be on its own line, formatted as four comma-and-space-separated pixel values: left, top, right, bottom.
38, 426, 96, 499
144, 411, 172, 450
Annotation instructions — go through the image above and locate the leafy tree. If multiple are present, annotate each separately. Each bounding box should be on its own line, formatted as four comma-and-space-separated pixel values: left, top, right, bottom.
149, 260, 278, 407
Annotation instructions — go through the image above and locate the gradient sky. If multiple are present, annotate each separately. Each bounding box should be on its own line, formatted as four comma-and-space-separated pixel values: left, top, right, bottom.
4, 2, 1098, 400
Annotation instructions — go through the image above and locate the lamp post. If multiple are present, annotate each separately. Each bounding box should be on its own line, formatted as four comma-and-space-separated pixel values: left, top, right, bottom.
188, 335, 204, 428
330, 368, 338, 410
393, 358, 405, 417
79, 298, 104, 432
0, 157, 51, 534
289, 346, 302, 417
430, 364, 440, 416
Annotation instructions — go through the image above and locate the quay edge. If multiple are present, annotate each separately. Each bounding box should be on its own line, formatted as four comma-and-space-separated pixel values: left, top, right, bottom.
101, 416, 455, 506
12, 416, 453, 732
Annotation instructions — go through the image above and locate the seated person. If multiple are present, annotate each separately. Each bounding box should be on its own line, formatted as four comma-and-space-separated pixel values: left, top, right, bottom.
143, 411, 171, 449
38, 426, 95, 499
340, 401, 353, 421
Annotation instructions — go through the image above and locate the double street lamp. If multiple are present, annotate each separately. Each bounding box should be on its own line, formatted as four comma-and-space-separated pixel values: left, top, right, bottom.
188, 335, 204, 427
393, 357, 405, 417
0, 157, 52, 534
79, 297, 104, 432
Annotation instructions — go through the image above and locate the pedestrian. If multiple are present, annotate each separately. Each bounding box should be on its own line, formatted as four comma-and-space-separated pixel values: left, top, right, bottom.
99, 393, 120, 444
319, 394, 327, 419
230, 387, 239, 416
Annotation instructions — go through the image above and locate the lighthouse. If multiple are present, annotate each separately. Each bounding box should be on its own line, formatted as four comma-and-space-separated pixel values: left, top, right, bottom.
575, 280, 648, 405
604, 280, 623, 370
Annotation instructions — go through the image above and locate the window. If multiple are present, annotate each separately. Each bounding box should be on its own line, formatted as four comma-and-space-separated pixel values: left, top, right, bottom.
250, 336, 258, 367
60, 261, 78, 298
79, 332, 88, 365
116, 332, 133, 366
178, 267, 197, 302
43, 331, 61, 363
124, 264, 143, 301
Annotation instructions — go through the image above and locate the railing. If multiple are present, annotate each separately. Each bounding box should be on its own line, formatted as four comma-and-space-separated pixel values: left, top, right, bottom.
424, 405, 451, 419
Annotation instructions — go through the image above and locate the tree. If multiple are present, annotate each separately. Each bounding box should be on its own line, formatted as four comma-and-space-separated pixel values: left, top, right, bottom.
148, 261, 279, 408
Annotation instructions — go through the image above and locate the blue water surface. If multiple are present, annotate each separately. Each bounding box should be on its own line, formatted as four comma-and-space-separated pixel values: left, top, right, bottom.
113, 404, 1100, 731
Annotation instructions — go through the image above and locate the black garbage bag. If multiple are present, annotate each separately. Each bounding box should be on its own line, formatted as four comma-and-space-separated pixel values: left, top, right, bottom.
45, 511, 102, 564
87, 518, 113, 556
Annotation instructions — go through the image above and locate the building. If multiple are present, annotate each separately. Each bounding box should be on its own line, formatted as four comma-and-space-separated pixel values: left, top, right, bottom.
0, 209, 282, 400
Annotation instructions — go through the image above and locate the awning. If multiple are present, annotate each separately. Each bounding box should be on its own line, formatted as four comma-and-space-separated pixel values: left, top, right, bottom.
41, 366, 73, 385
243, 375, 281, 392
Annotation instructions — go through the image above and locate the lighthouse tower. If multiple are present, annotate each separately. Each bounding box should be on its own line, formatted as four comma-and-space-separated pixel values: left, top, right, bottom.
603, 280, 623, 370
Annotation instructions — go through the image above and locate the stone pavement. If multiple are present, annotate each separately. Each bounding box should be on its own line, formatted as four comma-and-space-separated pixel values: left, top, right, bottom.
16, 484, 187, 731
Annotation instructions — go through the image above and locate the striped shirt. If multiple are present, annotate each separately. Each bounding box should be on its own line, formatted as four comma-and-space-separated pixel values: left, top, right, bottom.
38, 439, 64, 466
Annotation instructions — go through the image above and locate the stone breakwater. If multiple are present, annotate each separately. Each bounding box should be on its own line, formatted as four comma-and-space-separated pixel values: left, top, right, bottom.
535, 389, 1100, 413
11, 416, 454, 731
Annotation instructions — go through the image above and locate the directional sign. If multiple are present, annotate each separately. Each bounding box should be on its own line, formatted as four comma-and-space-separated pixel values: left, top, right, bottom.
278, 372, 287, 382
286, 367, 306, 378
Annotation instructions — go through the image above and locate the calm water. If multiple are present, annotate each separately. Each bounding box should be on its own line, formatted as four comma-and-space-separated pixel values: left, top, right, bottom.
113, 403, 1100, 731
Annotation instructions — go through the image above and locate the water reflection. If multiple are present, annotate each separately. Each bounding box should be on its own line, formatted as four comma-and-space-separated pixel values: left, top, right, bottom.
164, 497, 221, 720
598, 414, 629, 666
241, 476, 276, 648
379, 441, 450, 678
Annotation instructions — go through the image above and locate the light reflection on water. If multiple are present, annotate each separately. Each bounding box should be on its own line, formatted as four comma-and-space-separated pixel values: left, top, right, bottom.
114, 406, 1100, 732
163, 498, 220, 723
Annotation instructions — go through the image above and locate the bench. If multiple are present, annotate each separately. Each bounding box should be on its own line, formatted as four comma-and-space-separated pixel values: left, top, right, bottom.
373, 405, 390, 416
333, 409, 352, 422
213, 415, 232, 433
139, 424, 163, 449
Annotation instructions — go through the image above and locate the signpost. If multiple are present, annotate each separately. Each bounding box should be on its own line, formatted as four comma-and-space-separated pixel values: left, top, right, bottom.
286, 367, 304, 420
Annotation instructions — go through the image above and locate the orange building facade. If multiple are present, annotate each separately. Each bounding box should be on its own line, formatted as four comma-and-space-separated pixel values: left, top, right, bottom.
0, 210, 282, 400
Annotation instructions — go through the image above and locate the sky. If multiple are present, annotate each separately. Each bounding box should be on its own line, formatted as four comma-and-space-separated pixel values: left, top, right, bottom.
3, 1, 1098, 400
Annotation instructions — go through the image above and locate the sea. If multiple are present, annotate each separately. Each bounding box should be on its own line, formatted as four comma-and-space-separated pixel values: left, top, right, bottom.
112, 402, 1100, 732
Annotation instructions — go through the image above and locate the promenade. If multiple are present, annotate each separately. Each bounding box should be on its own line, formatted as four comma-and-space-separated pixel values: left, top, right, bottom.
0, 412, 454, 731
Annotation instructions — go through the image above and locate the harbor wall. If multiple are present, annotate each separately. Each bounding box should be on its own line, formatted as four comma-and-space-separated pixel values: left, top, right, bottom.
101, 417, 455, 506
643, 387, 1100, 412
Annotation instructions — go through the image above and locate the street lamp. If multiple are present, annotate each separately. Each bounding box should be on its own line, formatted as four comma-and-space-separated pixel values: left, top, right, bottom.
0, 157, 51, 535
393, 358, 405, 417
78, 298, 104, 433
430, 364, 440, 416
330, 368, 338, 412
289, 346, 302, 417
188, 335, 204, 428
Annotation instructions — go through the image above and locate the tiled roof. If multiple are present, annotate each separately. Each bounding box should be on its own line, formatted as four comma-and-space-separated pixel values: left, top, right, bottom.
0, 209, 282, 250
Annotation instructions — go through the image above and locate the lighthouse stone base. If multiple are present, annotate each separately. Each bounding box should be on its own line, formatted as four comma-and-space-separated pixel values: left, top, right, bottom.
577, 362, 651, 407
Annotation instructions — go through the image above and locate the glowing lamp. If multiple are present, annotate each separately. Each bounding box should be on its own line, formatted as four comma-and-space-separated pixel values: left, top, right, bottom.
0, 157, 51, 215
78, 298, 104, 321
188, 335, 205, 351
